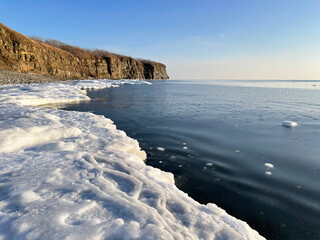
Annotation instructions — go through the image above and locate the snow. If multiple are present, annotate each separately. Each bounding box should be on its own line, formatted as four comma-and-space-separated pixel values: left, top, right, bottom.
282, 121, 298, 128
0, 79, 264, 239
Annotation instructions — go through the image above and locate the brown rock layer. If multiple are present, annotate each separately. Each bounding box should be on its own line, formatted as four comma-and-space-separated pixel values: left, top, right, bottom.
0, 23, 168, 80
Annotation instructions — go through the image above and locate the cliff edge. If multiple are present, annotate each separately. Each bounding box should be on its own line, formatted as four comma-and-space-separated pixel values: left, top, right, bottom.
0, 23, 169, 81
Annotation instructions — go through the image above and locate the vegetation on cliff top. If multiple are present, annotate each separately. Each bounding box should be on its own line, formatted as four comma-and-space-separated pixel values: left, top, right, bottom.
29, 36, 161, 66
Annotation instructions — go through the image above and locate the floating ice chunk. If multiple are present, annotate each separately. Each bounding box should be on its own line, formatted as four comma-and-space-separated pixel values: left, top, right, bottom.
282, 121, 298, 128
206, 163, 214, 166
156, 147, 165, 151
183, 146, 188, 150
264, 163, 274, 169
265, 171, 272, 176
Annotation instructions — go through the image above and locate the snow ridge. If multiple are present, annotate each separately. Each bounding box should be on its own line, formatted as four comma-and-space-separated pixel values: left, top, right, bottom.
0, 80, 264, 239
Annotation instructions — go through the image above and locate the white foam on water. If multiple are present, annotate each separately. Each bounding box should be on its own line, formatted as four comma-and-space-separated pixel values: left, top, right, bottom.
0, 79, 264, 239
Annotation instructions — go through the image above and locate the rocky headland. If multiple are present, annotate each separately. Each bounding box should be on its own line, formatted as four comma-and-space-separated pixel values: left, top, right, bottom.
0, 23, 168, 85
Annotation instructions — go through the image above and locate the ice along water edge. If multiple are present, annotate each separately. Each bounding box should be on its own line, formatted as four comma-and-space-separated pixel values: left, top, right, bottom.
0, 80, 264, 239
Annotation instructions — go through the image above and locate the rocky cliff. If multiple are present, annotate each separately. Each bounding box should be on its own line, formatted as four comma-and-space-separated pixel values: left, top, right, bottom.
0, 23, 168, 80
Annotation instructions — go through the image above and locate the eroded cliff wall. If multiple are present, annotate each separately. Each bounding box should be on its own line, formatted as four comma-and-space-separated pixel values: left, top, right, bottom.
0, 23, 168, 80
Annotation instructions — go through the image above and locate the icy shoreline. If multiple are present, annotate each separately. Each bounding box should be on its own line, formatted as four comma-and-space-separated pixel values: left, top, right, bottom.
0, 80, 264, 239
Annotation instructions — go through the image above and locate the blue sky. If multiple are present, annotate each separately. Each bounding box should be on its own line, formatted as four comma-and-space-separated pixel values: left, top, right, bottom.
1, 0, 319, 79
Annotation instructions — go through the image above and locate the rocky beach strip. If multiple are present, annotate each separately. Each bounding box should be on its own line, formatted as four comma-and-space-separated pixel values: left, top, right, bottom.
0, 70, 63, 85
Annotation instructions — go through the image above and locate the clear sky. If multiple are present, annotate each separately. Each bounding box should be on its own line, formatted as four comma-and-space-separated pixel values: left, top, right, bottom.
0, 0, 319, 80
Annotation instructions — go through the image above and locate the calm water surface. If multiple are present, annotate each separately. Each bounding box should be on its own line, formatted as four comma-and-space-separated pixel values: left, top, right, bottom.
61, 80, 320, 239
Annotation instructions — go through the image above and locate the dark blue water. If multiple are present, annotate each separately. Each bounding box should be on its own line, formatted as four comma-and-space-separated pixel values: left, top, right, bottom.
60, 80, 320, 239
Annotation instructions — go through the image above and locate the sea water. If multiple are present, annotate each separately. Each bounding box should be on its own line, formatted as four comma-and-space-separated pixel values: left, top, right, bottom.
60, 80, 320, 239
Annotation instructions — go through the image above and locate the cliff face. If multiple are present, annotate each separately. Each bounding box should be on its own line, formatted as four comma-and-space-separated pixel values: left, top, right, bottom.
0, 23, 168, 80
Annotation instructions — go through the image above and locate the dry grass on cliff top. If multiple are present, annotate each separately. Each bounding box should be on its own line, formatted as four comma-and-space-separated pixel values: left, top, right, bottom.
0, 23, 71, 59
29, 36, 165, 66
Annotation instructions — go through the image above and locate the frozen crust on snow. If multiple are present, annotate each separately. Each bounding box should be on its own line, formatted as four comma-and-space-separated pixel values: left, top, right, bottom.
0, 80, 264, 239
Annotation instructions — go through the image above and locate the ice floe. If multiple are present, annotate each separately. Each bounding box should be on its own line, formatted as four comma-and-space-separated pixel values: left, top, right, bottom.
264, 163, 274, 169
282, 121, 298, 128
0, 79, 264, 239
156, 147, 165, 151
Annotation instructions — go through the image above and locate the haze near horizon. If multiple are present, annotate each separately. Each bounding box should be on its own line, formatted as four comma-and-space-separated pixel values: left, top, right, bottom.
1, 0, 319, 80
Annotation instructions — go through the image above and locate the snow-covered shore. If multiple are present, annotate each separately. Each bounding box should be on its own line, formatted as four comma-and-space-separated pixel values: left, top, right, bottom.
0, 80, 264, 239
